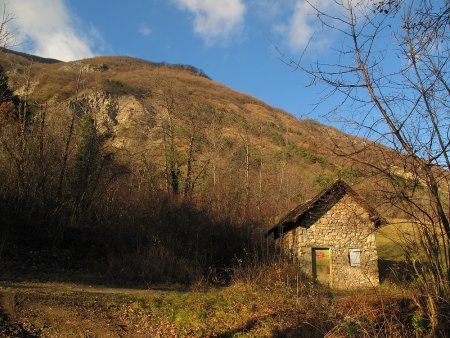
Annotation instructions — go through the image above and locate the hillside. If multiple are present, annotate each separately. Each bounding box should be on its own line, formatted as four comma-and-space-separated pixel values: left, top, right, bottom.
0, 51, 397, 216
0, 50, 411, 285
0, 50, 439, 337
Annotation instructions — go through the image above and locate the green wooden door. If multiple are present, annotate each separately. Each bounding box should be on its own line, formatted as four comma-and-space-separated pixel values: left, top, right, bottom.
312, 248, 331, 285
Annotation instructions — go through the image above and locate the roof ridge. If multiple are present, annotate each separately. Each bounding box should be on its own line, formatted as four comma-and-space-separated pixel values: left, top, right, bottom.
266, 179, 385, 238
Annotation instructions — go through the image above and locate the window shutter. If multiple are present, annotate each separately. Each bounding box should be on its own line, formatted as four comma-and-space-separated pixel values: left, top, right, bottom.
349, 249, 361, 267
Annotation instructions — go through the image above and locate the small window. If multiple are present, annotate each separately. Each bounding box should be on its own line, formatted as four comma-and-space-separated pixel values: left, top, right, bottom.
349, 249, 361, 267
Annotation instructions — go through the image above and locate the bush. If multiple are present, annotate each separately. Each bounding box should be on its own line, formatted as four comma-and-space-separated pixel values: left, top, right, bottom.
315, 172, 335, 190
100, 78, 147, 98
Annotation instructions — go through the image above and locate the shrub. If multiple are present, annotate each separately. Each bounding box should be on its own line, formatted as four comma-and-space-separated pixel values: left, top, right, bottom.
100, 78, 147, 98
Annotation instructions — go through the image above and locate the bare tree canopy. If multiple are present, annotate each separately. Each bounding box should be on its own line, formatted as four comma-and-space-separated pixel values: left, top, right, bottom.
283, 0, 449, 333
0, 5, 14, 49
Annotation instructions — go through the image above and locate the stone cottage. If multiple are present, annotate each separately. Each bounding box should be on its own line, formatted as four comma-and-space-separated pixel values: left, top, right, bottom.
267, 179, 383, 289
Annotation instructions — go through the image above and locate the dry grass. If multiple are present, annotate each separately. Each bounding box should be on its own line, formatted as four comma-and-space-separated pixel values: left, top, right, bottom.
0, 279, 420, 337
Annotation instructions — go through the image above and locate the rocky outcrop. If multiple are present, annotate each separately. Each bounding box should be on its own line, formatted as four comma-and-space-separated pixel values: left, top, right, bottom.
73, 92, 157, 154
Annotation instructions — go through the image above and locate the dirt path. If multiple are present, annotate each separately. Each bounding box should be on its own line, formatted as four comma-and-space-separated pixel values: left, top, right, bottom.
0, 281, 170, 337
1, 291, 17, 320
0, 289, 36, 337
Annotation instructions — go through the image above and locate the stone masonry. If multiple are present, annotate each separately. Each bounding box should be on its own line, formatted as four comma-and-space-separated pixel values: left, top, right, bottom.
267, 180, 381, 289
280, 194, 379, 288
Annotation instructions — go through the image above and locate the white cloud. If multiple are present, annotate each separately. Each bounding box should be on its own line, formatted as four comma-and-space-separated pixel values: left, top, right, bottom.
172, 0, 246, 45
274, 0, 340, 52
1, 0, 96, 61
139, 23, 152, 37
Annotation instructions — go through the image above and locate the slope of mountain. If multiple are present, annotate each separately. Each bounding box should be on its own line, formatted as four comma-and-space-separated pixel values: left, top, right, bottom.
0, 49, 418, 285
0, 50, 395, 222
1, 48, 62, 64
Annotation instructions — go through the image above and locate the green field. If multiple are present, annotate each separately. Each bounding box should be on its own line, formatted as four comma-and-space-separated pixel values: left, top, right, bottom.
376, 219, 413, 262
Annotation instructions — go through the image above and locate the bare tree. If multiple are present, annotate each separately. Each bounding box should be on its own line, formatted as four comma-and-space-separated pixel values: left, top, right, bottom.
0, 6, 17, 121
181, 100, 211, 198
157, 85, 212, 198
158, 84, 181, 195
207, 108, 225, 203
57, 68, 83, 202
0, 5, 14, 49
282, 0, 449, 334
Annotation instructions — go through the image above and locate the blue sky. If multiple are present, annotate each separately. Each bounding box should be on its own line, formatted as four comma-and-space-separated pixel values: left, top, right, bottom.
2, 0, 344, 121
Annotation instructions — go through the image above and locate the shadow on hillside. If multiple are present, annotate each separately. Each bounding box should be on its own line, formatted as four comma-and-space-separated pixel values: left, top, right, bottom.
0, 195, 255, 289
378, 259, 415, 283
0, 238, 190, 292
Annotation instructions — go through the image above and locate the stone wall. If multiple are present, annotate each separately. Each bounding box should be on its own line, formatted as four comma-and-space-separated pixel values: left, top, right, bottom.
279, 194, 379, 288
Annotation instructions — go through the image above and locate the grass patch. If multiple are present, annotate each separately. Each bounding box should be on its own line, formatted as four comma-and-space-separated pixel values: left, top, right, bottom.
375, 219, 435, 283
376, 221, 410, 262
100, 78, 147, 98
2, 280, 419, 337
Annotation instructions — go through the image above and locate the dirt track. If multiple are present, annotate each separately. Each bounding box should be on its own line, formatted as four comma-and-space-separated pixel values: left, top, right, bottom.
0, 281, 166, 337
